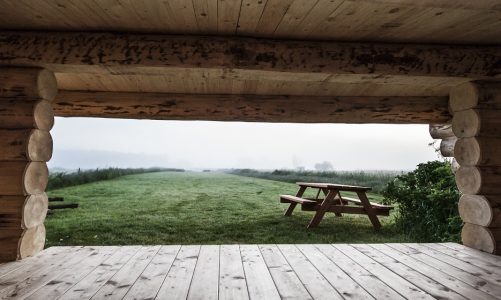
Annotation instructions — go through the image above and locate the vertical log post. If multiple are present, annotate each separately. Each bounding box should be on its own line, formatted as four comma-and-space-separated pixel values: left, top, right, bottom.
451, 81, 501, 254
0, 67, 56, 262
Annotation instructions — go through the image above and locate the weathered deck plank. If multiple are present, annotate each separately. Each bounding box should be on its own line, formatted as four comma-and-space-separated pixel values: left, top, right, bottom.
156, 245, 200, 299
26, 246, 119, 300
0, 243, 499, 300
372, 244, 496, 300
219, 245, 249, 300
122, 245, 180, 300
240, 245, 280, 300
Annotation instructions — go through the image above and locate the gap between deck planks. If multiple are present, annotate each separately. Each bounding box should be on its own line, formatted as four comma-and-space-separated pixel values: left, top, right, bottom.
0, 243, 500, 299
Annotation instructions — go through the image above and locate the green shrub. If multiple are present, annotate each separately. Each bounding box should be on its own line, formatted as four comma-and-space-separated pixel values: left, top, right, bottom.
382, 161, 462, 242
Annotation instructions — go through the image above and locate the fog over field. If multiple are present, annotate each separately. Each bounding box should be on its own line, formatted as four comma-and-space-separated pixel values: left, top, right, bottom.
49, 118, 439, 171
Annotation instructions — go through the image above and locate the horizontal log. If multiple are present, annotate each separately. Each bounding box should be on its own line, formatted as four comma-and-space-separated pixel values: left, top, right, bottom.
0, 194, 48, 229
0, 229, 21, 261
455, 137, 501, 166
429, 124, 454, 139
450, 81, 501, 112
455, 166, 501, 195
0, 162, 48, 195
0, 100, 54, 130
0, 224, 45, 261
0, 129, 53, 161
462, 223, 501, 254
452, 109, 501, 138
54, 91, 451, 123
439, 137, 456, 157
0, 31, 500, 79
459, 195, 501, 228
0, 67, 57, 101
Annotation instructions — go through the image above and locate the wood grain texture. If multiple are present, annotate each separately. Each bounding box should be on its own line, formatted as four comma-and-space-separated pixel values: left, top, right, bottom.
450, 81, 501, 112
462, 223, 501, 255
0, 67, 57, 101
459, 194, 501, 228
0, 100, 54, 130
429, 124, 454, 139
452, 109, 501, 138
439, 137, 456, 157
455, 137, 501, 166
54, 91, 451, 123
0, 129, 52, 161
0, 194, 48, 230
455, 166, 501, 195
0, 161, 48, 195
1, 244, 501, 298
0, 1, 500, 44
1, 31, 500, 79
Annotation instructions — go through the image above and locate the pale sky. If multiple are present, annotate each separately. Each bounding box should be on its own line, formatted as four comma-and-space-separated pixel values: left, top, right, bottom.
48, 117, 440, 171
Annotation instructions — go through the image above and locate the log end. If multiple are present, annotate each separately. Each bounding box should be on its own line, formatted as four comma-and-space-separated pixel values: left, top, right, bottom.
37, 69, 58, 102
18, 224, 45, 259
452, 109, 480, 138
28, 130, 53, 162
462, 223, 497, 254
455, 166, 481, 194
459, 195, 493, 227
23, 162, 49, 195
455, 137, 481, 166
449, 82, 478, 113
34, 100, 55, 131
22, 193, 49, 229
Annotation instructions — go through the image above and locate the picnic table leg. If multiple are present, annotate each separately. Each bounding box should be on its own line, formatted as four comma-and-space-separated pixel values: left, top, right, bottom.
308, 189, 337, 228
284, 186, 306, 216
322, 188, 342, 217
357, 191, 382, 230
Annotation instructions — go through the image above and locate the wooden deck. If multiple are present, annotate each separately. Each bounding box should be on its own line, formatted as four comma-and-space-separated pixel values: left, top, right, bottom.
1, 243, 500, 300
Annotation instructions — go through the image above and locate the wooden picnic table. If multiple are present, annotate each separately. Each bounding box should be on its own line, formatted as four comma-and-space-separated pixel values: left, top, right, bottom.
280, 182, 393, 229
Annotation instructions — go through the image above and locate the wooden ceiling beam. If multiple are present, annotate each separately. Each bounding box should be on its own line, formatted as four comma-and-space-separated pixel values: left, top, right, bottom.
54, 91, 450, 124
0, 31, 500, 79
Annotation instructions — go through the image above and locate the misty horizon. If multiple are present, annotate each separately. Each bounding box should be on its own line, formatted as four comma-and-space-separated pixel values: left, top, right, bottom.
48, 118, 440, 171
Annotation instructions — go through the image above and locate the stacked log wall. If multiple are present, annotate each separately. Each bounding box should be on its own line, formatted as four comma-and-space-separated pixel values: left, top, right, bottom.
450, 81, 501, 254
0, 68, 55, 262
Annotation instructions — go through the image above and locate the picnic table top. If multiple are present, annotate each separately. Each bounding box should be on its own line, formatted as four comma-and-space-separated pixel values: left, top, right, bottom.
296, 182, 372, 192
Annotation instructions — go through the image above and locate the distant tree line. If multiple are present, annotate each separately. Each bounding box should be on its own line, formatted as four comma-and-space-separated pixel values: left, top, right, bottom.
47, 167, 184, 190
228, 168, 402, 193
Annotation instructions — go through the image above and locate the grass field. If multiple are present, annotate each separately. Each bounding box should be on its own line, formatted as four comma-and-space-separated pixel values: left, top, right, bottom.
45, 171, 413, 247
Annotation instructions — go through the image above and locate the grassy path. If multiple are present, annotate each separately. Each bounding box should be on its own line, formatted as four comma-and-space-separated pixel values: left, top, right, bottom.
45, 172, 412, 247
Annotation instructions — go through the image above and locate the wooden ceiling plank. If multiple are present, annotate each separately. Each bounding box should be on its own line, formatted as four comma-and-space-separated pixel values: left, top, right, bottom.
273, 0, 319, 36
218, 0, 242, 34
236, 0, 268, 35
254, 0, 294, 36
193, 0, 219, 34
165, 0, 198, 32
292, 0, 344, 37
355, 0, 501, 11
54, 91, 451, 124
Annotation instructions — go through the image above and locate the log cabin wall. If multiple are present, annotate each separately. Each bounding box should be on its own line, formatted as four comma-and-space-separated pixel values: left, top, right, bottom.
451, 81, 501, 254
0, 67, 56, 262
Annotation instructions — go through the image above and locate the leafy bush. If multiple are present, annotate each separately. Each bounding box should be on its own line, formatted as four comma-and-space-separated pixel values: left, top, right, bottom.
47, 167, 184, 190
382, 161, 462, 242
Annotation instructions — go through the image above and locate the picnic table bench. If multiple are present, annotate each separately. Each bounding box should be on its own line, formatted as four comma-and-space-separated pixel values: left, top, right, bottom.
280, 182, 393, 229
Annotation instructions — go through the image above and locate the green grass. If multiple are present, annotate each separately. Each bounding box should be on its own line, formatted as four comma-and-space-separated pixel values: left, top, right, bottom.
45, 171, 413, 247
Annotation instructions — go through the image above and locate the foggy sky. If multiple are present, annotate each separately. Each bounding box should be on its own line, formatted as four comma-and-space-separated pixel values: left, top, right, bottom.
48, 117, 440, 171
